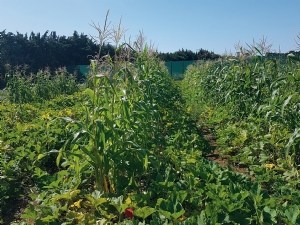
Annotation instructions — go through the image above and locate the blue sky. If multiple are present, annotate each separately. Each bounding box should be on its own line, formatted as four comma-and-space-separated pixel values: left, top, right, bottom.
1, 0, 300, 54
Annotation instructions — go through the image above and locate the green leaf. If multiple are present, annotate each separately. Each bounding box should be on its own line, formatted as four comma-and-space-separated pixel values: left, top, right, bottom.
56, 149, 63, 166
281, 95, 293, 116
41, 215, 58, 222
84, 88, 95, 100
111, 195, 125, 213
284, 205, 299, 224
144, 154, 148, 170
37, 153, 46, 160
53, 189, 80, 201
171, 209, 185, 220
134, 206, 156, 219
158, 209, 171, 220
21, 205, 37, 219
176, 190, 188, 204
263, 206, 277, 223
187, 158, 196, 164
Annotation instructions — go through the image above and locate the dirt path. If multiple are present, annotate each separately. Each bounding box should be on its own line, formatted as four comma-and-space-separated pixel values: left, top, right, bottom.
201, 125, 250, 176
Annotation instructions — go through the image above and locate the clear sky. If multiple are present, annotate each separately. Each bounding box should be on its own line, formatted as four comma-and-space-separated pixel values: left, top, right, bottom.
1, 0, 300, 54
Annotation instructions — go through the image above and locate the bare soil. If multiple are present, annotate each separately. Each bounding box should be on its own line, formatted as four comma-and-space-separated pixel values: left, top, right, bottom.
201, 125, 250, 176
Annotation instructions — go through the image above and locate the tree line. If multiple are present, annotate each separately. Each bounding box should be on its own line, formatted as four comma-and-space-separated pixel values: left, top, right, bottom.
159, 48, 220, 61
0, 30, 221, 88
0, 30, 115, 88
0, 30, 120, 68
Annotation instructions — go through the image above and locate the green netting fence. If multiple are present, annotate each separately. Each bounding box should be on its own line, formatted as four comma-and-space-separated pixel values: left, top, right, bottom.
68, 61, 197, 79
76, 65, 90, 76
66, 65, 90, 80
165, 60, 197, 79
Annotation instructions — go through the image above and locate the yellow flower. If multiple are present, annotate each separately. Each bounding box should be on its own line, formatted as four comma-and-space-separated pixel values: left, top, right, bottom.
41, 113, 51, 120
264, 163, 275, 169
64, 108, 73, 117
75, 212, 84, 220
178, 215, 186, 222
71, 199, 83, 209
166, 122, 173, 127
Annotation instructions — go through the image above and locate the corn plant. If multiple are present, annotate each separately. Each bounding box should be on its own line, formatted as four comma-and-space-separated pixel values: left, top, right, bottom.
6, 68, 79, 103
181, 56, 300, 171
6, 71, 34, 103
58, 51, 160, 194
